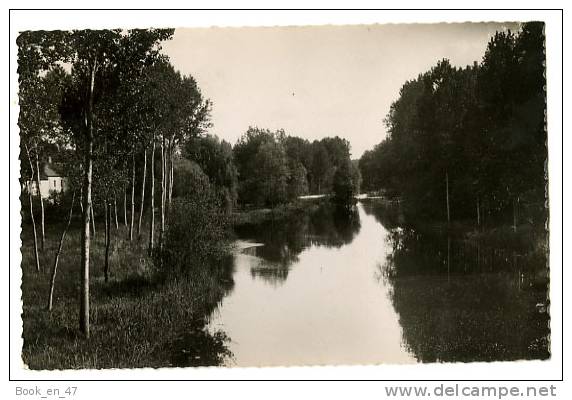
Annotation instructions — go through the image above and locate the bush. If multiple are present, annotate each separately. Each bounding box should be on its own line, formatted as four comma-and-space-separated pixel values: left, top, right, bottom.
160, 187, 232, 275
332, 161, 357, 207
172, 158, 210, 199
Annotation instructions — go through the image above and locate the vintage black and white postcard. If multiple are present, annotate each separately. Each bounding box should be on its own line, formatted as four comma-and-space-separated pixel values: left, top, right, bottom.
8, 8, 564, 387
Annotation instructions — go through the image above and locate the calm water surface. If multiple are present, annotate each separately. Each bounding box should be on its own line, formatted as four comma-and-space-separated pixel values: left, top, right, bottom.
207, 200, 549, 366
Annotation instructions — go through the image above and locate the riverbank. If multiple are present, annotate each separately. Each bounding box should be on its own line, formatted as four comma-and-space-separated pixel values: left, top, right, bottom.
235, 195, 547, 255
20, 221, 232, 369
232, 197, 326, 225
359, 195, 547, 247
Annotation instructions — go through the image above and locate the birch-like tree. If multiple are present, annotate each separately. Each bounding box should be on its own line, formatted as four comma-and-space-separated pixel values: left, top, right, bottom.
58, 29, 174, 337
18, 32, 69, 254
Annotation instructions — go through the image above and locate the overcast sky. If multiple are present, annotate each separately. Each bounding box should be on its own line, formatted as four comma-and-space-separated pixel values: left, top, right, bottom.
162, 22, 519, 158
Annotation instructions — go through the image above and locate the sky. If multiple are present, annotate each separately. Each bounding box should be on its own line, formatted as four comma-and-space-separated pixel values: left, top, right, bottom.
162, 22, 519, 158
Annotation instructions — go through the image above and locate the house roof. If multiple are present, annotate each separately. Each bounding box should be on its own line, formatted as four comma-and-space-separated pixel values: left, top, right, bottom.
40, 163, 64, 179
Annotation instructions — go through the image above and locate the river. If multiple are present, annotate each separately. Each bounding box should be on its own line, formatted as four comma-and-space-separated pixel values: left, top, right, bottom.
206, 199, 550, 367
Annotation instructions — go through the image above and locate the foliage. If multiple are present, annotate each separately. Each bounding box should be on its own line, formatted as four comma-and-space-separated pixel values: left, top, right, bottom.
184, 135, 238, 209
359, 22, 546, 225
332, 160, 357, 206
350, 160, 362, 195
171, 158, 211, 199
232, 127, 286, 206
233, 127, 358, 206
160, 188, 232, 274
255, 140, 290, 207
287, 162, 309, 200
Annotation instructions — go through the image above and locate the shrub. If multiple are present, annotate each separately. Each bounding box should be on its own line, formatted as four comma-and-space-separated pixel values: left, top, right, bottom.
160, 186, 232, 275
172, 158, 210, 199
332, 160, 357, 207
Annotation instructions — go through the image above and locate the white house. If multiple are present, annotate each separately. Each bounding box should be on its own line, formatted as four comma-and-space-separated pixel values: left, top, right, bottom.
27, 161, 68, 200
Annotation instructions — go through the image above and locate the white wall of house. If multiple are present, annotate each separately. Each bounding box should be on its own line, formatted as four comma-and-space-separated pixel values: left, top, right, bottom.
28, 177, 68, 199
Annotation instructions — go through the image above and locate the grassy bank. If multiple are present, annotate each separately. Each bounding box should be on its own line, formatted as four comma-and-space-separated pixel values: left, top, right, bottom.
21, 219, 233, 370
232, 198, 325, 225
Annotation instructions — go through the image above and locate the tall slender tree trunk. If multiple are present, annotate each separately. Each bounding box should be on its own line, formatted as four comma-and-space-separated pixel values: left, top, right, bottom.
24, 145, 40, 273
148, 140, 155, 254
24, 144, 41, 272
48, 191, 75, 311
90, 203, 96, 236
123, 183, 128, 227
79, 188, 84, 214
165, 139, 170, 217
113, 194, 119, 229
80, 144, 93, 337
169, 147, 174, 202
28, 188, 41, 273
138, 148, 147, 237
164, 138, 168, 223
445, 171, 450, 224
104, 200, 111, 282
129, 153, 135, 241
168, 139, 174, 211
34, 151, 45, 251
80, 58, 97, 338
159, 136, 166, 250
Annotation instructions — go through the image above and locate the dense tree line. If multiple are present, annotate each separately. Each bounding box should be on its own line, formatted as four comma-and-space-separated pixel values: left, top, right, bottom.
180, 127, 363, 210
227, 127, 361, 208
359, 22, 546, 227
183, 135, 238, 212
18, 29, 212, 336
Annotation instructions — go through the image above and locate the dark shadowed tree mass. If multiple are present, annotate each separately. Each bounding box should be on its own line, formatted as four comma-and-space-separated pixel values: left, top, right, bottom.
359, 22, 546, 227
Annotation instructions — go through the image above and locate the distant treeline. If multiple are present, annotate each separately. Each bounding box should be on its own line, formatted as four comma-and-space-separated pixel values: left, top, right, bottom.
183, 128, 361, 209
359, 22, 546, 226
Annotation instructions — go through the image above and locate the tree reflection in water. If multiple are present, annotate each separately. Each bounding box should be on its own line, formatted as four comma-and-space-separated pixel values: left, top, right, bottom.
364, 200, 550, 362
235, 201, 361, 285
